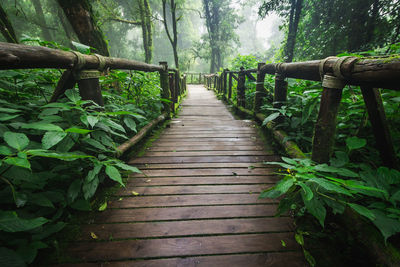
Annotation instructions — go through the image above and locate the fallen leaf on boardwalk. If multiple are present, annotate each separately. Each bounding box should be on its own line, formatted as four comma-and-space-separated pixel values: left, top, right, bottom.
90, 232, 98, 239
98, 202, 107, 211
281, 240, 286, 247
232, 172, 237, 176
132, 191, 140, 196
145, 179, 151, 183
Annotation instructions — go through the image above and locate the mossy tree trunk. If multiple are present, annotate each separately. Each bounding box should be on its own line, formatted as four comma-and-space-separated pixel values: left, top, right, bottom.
32, 0, 53, 41
0, 3, 18, 43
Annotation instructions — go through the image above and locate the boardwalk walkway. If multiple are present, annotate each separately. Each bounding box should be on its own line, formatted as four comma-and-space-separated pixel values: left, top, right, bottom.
66, 85, 306, 266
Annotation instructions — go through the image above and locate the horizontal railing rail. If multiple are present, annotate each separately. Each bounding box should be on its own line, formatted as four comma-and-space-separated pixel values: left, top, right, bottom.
204, 56, 400, 169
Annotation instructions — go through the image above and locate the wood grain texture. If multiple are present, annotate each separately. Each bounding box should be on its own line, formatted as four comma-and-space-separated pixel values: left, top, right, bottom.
60, 85, 305, 266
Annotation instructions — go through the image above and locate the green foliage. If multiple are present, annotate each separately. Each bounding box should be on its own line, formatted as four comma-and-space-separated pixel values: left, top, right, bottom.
261, 156, 400, 243
0, 63, 163, 264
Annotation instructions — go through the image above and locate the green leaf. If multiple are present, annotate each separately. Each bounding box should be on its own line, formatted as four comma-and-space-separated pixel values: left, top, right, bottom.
32, 222, 65, 240
42, 131, 67, 149
87, 116, 99, 128
281, 157, 298, 165
330, 151, 349, 167
295, 233, 304, 246
71, 41, 91, 54
82, 176, 99, 200
86, 164, 103, 183
309, 178, 353, 196
29, 194, 54, 208
98, 202, 107, 211
0, 113, 20, 121
275, 178, 294, 195
262, 112, 280, 126
4, 157, 31, 169
0, 107, 21, 113
348, 203, 375, 220
346, 136, 367, 151
70, 199, 91, 211
105, 165, 124, 186
302, 193, 326, 227
83, 138, 108, 151
68, 179, 82, 203
0, 211, 48, 232
65, 127, 93, 134
0, 145, 13, 155
27, 149, 93, 161
0, 247, 26, 267
123, 117, 137, 132
21, 122, 63, 132
298, 182, 313, 201
101, 118, 126, 133
65, 89, 82, 103
371, 209, 400, 243
3, 132, 29, 150
114, 162, 141, 173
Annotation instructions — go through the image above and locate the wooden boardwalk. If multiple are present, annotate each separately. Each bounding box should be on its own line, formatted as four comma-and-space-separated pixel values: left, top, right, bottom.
65, 85, 306, 266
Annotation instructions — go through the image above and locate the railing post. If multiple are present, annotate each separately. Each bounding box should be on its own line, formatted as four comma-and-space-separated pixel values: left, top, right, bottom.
237, 67, 246, 107
274, 67, 288, 123
169, 71, 176, 113
199, 73, 201, 84
159, 61, 171, 117
213, 75, 217, 90
360, 87, 398, 168
223, 69, 228, 99
191, 73, 193, 84
228, 72, 233, 100
174, 70, 180, 104
254, 63, 266, 114
77, 70, 104, 106
311, 73, 345, 163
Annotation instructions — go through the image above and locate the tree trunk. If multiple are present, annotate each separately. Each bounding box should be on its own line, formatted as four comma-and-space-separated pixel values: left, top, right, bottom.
284, 0, 303, 63
143, 0, 153, 63
162, 0, 179, 69
57, 0, 109, 56
0, 3, 18, 43
32, 0, 52, 41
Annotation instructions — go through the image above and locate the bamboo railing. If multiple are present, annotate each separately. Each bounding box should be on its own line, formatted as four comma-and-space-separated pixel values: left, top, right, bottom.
204, 56, 400, 169
0, 42, 186, 155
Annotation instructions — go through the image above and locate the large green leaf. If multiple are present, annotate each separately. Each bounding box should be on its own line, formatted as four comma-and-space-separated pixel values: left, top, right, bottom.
0, 145, 13, 155
83, 176, 99, 200
302, 193, 326, 227
21, 122, 63, 132
65, 89, 82, 103
105, 165, 124, 186
0, 247, 26, 267
0, 107, 21, 113
27, 149, 93, 161
298, 182, 313, 201
70, 199, 91, 211
4, 157, 31, 169
67, 179, 82, 203
65, 127, 93, 134
348, 203, 375, 220
3, 132, 29, 151
371, 209, 400, 243
0, 114, 20, 121
123, 117, 137, 132
0, 211, 48, 232
346, 136, 366, 151
83, 138, 108, 151
309, 178, 353, 196
42, 131, 67, 149
262, 112, 280, 126
114, 162, 141, 173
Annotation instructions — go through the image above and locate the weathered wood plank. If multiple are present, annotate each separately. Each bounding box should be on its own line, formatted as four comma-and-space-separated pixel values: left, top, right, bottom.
94, 205, 280, 223
131, 168, 275, 177
147, 145, 266, 151
109, 194, 275, 208
130, 156, 275, 164
67, 233, 299, 261
116, 184, 266, 195
127, 176, 279, 186
134, 162, 268, 169
78, 217, 293, 241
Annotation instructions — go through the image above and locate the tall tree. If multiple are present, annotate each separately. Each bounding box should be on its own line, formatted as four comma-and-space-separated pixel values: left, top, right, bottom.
0, 3, 18, 43
57, 0, 110, 56
259, 0, 303, 62
138, 0, 153, 63
32, 0, 52, 41
162, 0, 179, 69
202, 0, 241, 73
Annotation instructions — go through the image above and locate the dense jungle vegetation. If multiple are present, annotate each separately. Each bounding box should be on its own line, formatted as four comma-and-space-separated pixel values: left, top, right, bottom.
0, 0, 399, 266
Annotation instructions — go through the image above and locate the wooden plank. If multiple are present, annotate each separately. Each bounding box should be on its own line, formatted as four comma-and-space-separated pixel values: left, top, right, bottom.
141, 150, 272, 157
157, 137, 261, 142
158, 133, 257, 138
130, 156, 274, 164
116, 185, 267, 195
67, 233, 299, 261
108, 194, 276, 208
93, 205, 280, 223
131, 168, 276, 177
134, 162, 268, 169
147, 145, 266, 151
58, 252, 307, 267
127, 176, 279, 186
78, 217, 293, 241
152, 141, 263, 146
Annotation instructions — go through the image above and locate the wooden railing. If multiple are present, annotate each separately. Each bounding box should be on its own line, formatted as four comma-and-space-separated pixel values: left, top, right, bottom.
0, 42, 186, 155
185, 72, 204, 84
204, 57, 400, 169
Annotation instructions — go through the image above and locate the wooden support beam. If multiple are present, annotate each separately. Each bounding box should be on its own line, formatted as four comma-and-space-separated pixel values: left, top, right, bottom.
232, 74, 238, 81
254, 63, 266, 114
77, 76, 104, 106
361, 87, 398, 169
228, 72, 233, 100
237, 67, 246, 108
50, 70, 76, 102
312, 74, 345, 163
159, 62, 171, 117
245, 72, 256, 81
273, 72, 288, 123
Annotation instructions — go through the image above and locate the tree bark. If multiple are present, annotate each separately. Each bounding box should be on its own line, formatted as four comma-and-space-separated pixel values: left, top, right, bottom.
162, 0, 179, 69
284, 0, 303, 63
57, 0, 109, 56
32, 0, 53, 41
0, 4, 18, 43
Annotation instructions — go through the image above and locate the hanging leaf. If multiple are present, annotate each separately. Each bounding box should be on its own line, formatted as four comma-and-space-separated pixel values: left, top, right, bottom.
302, 193, 326, 227
98, 202, 107, 211
3, 132, 29, 151
71, 41, 91, 54
346, 136, 367, 151
65, 128, 93, 134
348, 203, 375, 220
42, 132, 67, 149
0, 211, 48, 232
262, 112, 280, 126
105, 165, 124, 186
21, 122, 63, 132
